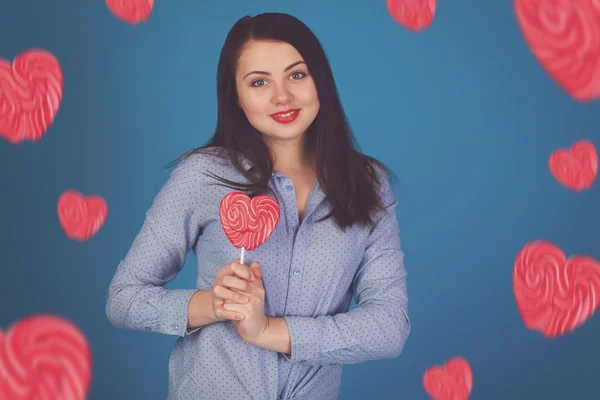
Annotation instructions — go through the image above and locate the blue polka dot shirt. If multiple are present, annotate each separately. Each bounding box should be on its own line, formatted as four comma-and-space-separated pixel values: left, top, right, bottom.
106, 149, 410, 400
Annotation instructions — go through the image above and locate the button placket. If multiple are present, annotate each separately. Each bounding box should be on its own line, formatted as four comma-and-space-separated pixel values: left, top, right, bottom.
281, 178, 298, 231
285, 206, 307, 318
290, 227, 306, 269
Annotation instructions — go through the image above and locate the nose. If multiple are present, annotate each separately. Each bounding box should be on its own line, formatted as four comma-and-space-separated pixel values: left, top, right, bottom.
271, 83, 294, 105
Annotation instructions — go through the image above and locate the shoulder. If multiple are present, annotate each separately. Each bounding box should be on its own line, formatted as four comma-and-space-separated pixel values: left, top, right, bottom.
360, 153, 398, 208
360, 154, 393, 190
173, 147, 231, 177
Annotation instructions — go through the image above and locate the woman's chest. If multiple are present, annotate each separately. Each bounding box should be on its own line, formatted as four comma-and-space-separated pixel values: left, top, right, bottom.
289, 174, 316, 224
196, 196, 370, 294
294, 180, 315, 223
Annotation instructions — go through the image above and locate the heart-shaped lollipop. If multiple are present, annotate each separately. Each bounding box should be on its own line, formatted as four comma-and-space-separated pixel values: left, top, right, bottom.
0, 49, 64, 144
548, 139, 598, 192
219, 192, 280, 263
0, 314, 92, 400
513, 240, 600, 338
423, 357, 473, 400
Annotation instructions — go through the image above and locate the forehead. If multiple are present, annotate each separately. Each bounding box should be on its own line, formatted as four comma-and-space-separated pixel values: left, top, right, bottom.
237, 40, 304, 72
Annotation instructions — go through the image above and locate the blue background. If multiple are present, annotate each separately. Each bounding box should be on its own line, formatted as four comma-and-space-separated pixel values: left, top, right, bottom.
1, 1, 599, 399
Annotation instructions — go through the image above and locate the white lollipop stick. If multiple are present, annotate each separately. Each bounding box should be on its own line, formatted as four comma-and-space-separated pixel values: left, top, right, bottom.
240, 247, 245, 265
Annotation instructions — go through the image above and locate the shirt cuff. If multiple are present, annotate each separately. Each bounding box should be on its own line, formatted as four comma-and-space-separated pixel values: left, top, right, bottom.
159, 289, 201, 337
185, 326, 203, 336
281, 316, 323, 363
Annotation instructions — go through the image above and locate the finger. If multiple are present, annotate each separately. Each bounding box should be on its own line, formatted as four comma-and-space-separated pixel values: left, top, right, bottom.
249, 261, 263, 279
222, 275, 252, 293
216, 306, 245, 321
229, 260, 255, 282
222, 302, 246, 314
214, 285, 250, 303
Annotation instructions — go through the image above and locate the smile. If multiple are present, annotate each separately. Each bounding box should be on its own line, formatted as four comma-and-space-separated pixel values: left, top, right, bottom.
270, 109, 300, 124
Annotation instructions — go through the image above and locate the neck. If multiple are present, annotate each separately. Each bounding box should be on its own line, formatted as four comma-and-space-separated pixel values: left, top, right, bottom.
265, 137, 314, 173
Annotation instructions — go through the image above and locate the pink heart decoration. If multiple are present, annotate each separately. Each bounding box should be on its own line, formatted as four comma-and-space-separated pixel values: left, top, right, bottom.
514, 240, 600, 338
57, 190, 108, 242
105, 0, 154, 25
0, 49, 63, 144
423, 357, 473, 400
548, 139, 598, 191
0, 330, 5, 399
219, 192, 280, 251
387, 0, 437, 32
0, 314, 92, 400
514, 0, 600, 102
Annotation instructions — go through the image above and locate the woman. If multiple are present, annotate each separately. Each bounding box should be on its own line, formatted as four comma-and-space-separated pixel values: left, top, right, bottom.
106, 12, 410, 400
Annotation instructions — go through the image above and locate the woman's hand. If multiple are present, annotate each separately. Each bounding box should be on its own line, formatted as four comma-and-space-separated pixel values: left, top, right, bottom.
209, 258, 255, 323
222, 261, 269, 343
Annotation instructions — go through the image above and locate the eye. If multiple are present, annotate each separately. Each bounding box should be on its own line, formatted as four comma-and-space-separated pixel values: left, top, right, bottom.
250, 71, 307, 87
290, 71, 306, 80
251, 79, 267, 87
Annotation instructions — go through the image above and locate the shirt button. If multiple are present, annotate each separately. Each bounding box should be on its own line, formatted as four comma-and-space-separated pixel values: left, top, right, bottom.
286, 185, 293, 191
172, 324, 179, 331
293, 270, 300, 276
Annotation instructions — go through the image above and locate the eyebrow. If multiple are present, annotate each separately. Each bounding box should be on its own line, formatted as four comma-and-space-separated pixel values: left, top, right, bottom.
242, 61, 307, 80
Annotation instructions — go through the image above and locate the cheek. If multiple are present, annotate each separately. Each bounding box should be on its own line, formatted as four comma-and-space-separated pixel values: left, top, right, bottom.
240, 93, 268, 115
298, 86, 319, 106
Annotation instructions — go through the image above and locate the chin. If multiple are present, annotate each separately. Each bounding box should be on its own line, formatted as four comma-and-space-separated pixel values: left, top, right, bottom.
260, 123, 302, 137
263, 130, 306, 142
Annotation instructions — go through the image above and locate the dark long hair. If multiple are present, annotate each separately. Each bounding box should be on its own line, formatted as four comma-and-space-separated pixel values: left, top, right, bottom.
165, 12, 398, 231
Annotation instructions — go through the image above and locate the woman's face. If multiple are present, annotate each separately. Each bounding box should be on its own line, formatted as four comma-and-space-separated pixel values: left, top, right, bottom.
235, 40, 320, 147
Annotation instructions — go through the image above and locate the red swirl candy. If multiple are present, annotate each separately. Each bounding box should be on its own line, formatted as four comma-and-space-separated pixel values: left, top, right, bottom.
0, 314, 92, 400
57, 190, 108, 242
423, 357, 473, 400
513, 240, 600, 338
0, 330, 5, 399
548, 139, 598, 192
219, 192, 280, 251
387, 0, 437, 32
515, 0, 600, 102
0, 49, 63, 144
105, 0, 154, 25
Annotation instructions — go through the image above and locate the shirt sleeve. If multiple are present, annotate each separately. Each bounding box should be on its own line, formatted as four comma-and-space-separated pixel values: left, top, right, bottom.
282, 167, 410, 365
105, 154, 208, 337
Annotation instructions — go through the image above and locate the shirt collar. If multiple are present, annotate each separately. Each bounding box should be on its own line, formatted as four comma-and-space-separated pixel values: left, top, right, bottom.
239, 153, 326, 207
239, 154, 284, 178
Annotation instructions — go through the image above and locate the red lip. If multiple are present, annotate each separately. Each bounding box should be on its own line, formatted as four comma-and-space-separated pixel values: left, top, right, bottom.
270, 109, 300, 124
